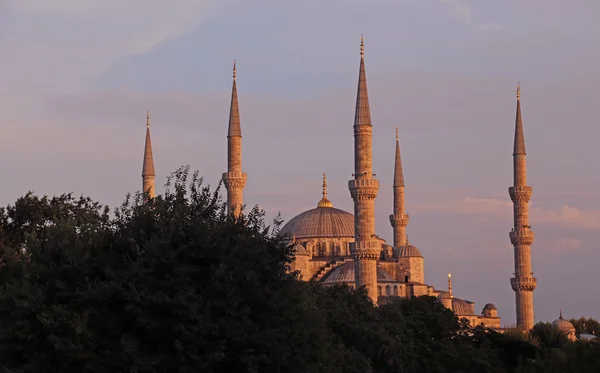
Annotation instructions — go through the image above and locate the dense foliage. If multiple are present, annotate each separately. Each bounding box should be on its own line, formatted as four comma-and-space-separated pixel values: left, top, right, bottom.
0, 167, 598, 372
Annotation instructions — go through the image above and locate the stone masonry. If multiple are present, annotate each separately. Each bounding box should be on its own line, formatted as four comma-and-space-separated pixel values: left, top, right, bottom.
222, 61, 247, 218
389, 126, 409, 247
349, 37, 380, 302
509, 85, 536, 331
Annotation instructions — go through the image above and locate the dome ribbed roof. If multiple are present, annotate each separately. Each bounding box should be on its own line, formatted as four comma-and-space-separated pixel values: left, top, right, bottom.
322, 262, 394, 284
395, 241, 423, 257
280, 207, 354, 239
451, 298, 474, 316
437, 292, 452, 299
280, 174, 355, 239
483, 303, 497, 310
552, 313, 575, 333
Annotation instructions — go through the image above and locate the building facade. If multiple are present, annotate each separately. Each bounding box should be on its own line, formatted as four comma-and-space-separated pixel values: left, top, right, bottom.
139, 38, 543, 331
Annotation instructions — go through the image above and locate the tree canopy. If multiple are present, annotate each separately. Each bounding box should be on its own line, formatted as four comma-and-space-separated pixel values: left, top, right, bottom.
0, 167, 598, 373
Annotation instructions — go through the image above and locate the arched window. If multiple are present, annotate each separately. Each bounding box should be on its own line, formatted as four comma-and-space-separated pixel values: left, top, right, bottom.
377, 286, 382, 296
393, 285, 398, 296
385, 285, 391, 296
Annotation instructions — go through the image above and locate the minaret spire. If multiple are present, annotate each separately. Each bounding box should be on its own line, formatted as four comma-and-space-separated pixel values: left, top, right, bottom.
222, 60, 247, 217
509, 83, 536, 331
390, 125, 409, 247
349, 35, 380, 303
142, 110, 156, 198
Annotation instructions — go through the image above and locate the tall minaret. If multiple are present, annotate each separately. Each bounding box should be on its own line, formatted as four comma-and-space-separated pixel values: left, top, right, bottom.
349, 36, 380, 302
222, 61, 247, 217
142, 111, 156, 198
509, 84, 536, 330
389, 125, 409, 247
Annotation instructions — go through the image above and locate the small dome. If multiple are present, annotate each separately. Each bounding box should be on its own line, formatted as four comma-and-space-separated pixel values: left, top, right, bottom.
483, 303, 497, 310
552, 312, 576, 333
292, 241, 309, 256
322, 261, 395, 284
451, 298, 474, 316
395, 240, 423, 258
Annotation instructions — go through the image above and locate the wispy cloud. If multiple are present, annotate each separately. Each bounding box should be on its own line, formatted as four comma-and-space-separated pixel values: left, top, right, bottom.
1, 1, 218, 93
414, 197, 600, 230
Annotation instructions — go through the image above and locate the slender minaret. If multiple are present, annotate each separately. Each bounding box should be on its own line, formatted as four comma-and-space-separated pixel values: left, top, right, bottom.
349, 36, 380, 302
389, 125, 409, 247
142, 111, 155, 198
222, 61, 247, 217
448, 273, 453, 298
509, 84, 536, 330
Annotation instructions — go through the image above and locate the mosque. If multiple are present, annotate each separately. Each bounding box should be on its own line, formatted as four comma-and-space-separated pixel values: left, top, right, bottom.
139, 37, 546, 331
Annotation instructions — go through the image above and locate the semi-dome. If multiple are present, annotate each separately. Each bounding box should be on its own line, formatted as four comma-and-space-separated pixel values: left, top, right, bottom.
394, 239, 423, 257
451, 298, 474, 316
280, 174, 354, 239
322, 261, 395, 284
291, 240, 309, 256
437, 292, 452, 299
483, 303, 497, 310
552, 311, 576, 334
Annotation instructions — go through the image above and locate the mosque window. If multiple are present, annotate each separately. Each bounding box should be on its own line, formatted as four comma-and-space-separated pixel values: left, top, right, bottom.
405, 275, 409, 283
385, 286, 391, 296
393, 286, 398, 296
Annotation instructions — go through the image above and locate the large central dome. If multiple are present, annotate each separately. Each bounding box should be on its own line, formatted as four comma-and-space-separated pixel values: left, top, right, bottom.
279, 174, 355, 239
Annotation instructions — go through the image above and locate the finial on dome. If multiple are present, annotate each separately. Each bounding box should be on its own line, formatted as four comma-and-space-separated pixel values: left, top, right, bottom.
560, 309, 563, 319
146, 110, 150, 128
317, 173, 333, 208
360, 34, 364, 58
516, 82, 520, 101
233, 60, 237, 80
405, 236, 409, 245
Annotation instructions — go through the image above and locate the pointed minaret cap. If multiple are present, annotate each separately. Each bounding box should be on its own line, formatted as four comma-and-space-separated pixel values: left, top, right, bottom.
394, 125, 405, 187
513, 83, 526, 156
142, 110, 155, 177
228, 60, 241, 137
317, 173, 333, 208
354, 35, 372, 128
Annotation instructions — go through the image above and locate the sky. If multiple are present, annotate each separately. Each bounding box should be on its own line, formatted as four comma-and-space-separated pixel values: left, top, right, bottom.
1, 0, 599, 326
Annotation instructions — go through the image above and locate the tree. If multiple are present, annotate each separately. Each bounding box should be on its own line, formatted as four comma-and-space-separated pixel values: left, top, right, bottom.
0, 167, 335, 373
570, 317, 600, 338
531, 322, 569, 349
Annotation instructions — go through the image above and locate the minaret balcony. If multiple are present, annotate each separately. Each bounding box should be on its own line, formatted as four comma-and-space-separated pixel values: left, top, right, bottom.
510, 229, 534, 246
348, 179, 379, 200
389, 214, 409, 227
509, 185, 532, 202
222, 172, 247, 189
510, 276, 537, 292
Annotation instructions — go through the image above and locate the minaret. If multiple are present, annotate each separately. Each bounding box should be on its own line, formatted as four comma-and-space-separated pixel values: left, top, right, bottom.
222, 61, 247, 217
448, 273, 453, 298
509, 84, 536, 331
142, 111, 155, 198
389, 125, 409, 247
348, 36, 380, 302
